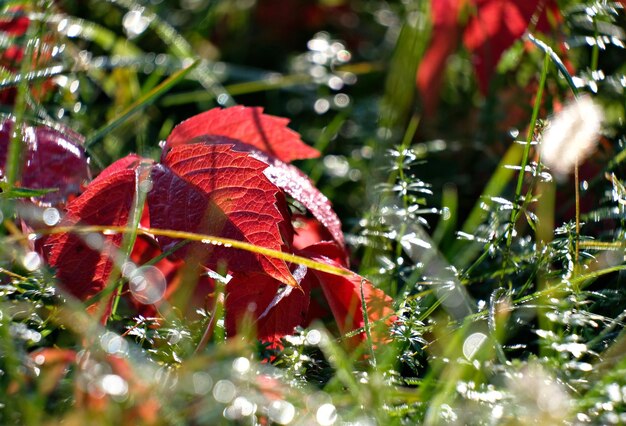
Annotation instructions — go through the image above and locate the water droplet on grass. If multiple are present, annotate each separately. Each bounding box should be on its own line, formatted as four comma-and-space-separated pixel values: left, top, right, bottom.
23, 252, 41, 271
232, 357, 250, 374
129, 265, 166, 304
314, 98, 330, 114
306, 329, 322, 345
139, 179, 153, 193
225, 396, 256, 419
269, 400, 296, 424
334, 93, 350, 108
192, 372, 213, 395
123, 9, 151, 38
316, 403, 337, 425
463, 332, 488, 359
100, 332, 128, 355
100, 374, 128, 397
213, 379, 236, 403
43, 207, 60, 226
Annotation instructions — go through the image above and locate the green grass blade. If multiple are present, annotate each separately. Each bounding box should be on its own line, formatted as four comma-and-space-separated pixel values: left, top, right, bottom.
527, 33, 579, 97
85, 60, 199, 147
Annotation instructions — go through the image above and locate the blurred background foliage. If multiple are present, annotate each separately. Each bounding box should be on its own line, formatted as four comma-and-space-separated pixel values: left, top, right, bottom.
3, 0, 626, 424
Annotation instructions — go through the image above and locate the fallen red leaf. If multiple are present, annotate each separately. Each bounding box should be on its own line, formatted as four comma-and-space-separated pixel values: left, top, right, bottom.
183, 135, 346, 251
149, 142, 297, 287
292, 215, 335, 251
300, 242, 395, 345
42, 155, 143, 301
37, 106, 393, 347
0, 120, 90, 204
23, 126, 90, 204
225, 270, 311, 344
165, 106, 320, 163
225, 241, 394, 346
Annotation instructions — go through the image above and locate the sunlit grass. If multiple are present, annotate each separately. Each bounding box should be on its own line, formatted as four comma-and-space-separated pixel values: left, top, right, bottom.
1, 0, 626, 424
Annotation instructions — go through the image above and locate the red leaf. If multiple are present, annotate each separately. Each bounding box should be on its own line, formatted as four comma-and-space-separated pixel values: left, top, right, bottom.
416, 0, 464, 116
300, 242, 395, 344
418, 0, 559, 109
0, 8, 29, 36
128, 232, 216, 317
292, 215, 335, 251
42, 155, 143, 301
165, 106, 320, 163
149, 143, 297, 287
0, 119, 12, 174
225, 270, 311, 344
224, 241, 393, 345
463, 0, 558, 93
251, 148, 346, 251
23, 126, 90, 204
169, 135, 346, 252
0, 120, 90, 204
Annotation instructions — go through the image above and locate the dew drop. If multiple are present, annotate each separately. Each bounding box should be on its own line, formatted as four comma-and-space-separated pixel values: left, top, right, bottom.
85, 233, 104, 250
328, 76, 344, 90
269, 400, 296, 425
66, 23, 82, 38
42, 207, 60, 226
314, 98, 330, 114
441, 207, 451, 221
129, 265, 166, 304
226, 396, 256, 418
139, 179, 153, 193
463, 332, 488, 359
342, 72, 357, 85
192, 372, 213, 395
121, 261, 137, 278
316, 403, 337, 425
23, 251, 41, 271
336, 49, 351, 62
167, 329, 182, 344
99, 374, 128, 397
306, 329, 322, 345
213, 379, 236, 403
100, 331, 128, 355
69, 80, 80, 93
232, 357, 250, 374
57, 18, 68, 32
123, 9, 151, 39
333, 93, 350, 108
217, 93, 230, 105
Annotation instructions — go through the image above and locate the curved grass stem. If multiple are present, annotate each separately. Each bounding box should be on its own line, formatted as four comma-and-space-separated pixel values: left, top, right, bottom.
501, 53, 550, 284
30, 225, 351, 277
